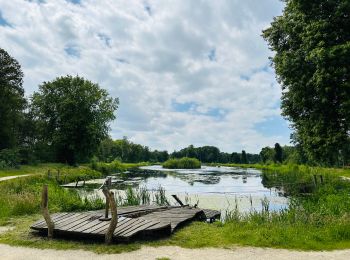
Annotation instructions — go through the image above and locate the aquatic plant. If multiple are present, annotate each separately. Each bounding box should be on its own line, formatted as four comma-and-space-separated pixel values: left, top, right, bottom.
162, 157, 201, 169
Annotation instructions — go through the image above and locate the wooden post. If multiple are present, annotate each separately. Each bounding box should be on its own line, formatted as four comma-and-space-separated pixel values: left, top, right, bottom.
75, 178, 79, 188
319, 175, 324, 184
41, 184, 54, 238
102, 189, 118, 244
172, 194, 184, 206
104, 177, 112, 219
56, 169, 60, 182
313, 175, 318, 187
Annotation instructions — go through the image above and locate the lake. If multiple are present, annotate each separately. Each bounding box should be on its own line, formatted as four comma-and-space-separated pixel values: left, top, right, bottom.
75, 165, 288, 214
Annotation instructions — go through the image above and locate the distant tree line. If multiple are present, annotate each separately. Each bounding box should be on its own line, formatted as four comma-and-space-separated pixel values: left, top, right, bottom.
170, 145, 259, 164
96, 137, 169, 163
95, 141, 260, 164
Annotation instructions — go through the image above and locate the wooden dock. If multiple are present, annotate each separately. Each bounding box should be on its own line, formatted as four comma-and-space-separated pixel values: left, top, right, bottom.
31, 205, 220, 242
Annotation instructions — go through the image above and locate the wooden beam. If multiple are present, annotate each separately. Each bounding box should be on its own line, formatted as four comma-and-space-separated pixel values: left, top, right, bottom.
102, 188, 118, 244
172, 194, 184, 206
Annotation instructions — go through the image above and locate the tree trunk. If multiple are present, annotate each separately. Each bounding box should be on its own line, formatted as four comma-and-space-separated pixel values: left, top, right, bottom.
41, 184, 54, 238
102, 188, 118, 244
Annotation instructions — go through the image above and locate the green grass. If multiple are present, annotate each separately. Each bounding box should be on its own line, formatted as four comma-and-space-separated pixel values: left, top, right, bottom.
0, 163, 66, 178
210, 163, 350, 178
163, 157, 201, 169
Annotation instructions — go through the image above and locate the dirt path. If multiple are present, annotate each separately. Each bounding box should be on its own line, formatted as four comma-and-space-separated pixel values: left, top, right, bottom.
0, 244, 349, 260
0, 175, 29, 182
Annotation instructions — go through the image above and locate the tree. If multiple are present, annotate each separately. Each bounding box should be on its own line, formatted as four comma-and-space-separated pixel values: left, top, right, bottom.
241, 150, 248, 164
263, 0, 350, 165
31, 75, 118, 165
274, 143, 283, 163
0, 48, 26, 150
260, 146, 275, 163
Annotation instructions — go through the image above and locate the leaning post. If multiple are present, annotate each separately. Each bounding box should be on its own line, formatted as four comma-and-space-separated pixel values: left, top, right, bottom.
102, 188, 118, 244
41, 184, 54, 238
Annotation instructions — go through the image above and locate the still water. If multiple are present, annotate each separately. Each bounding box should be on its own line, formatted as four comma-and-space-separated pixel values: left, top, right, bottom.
76, 165, 289, 213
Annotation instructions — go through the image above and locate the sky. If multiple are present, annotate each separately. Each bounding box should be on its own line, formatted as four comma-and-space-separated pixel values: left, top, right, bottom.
0, 0, 291, 153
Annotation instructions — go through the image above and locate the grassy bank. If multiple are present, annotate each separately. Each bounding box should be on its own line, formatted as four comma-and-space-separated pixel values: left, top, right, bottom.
0, 162, 152, 225
209, 163, 350, 178
163, 157, 201, 169
0, 163, 66, 178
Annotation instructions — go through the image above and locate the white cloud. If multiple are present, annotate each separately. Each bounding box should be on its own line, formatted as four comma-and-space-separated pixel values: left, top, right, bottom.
0, 0, 290, 153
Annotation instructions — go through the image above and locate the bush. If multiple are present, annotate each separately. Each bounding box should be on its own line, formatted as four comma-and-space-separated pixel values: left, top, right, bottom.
0, 149, 20, 169
163, 157, 201, 169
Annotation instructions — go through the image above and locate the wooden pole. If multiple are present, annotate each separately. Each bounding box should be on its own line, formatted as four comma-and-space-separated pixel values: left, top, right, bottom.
102, 189, 118, 244
319, 175, 324, 184
313, 175, 318, 187
172, 194, 184, 206
41, 184, 54, 238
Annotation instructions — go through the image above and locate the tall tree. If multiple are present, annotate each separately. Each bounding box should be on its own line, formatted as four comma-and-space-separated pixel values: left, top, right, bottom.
31, 76, 118, 165
274, 143, 283, 163
0, 48, 26, 150
263, 0, 350, 165
241, 150, 248, 164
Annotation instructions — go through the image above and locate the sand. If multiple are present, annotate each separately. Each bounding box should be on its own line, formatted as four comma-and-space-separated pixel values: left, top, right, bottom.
0, 244, 350, 260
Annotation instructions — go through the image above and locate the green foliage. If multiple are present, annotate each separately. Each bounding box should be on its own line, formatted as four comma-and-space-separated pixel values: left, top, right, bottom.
96, 137, 169, 163
0, 48, 26, 150
263, 0, 350, 166
163, 157, 201, 169
30, 75, 119, 165
171, 145, 259, 164
274, 143, 283, 163
0, 149, 20, 169
241, 150, 248, 164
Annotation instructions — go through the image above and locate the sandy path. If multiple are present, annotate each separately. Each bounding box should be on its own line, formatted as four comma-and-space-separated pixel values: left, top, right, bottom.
0, 175, 29, 182
0, 244, 350, 260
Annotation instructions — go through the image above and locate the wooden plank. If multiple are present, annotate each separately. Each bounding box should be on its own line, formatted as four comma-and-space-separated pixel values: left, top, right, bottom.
55, 214, 98, 231
61, 215, 103, 231
120, 220, 159, 238
113, 218, 145, 236
70, 216, 125, 233
31, 213, 70, 228
34, 213, 77, 228
65, 213, 105, 231
118, 219, 153, 238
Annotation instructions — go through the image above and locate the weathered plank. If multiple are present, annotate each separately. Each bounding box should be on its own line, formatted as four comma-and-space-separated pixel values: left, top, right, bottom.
30, 205, 220, 242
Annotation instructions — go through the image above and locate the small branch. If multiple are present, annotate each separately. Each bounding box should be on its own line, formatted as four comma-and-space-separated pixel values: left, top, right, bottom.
41, 184, 54, 238
102, 188, 118, 244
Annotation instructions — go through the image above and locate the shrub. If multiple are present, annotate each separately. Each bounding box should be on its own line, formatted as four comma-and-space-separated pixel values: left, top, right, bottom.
0, 149, 20, 169
163, 157, 201, 169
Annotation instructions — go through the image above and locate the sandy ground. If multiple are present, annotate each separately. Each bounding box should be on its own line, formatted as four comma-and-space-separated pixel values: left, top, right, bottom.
0, 244, 350, 260
0, 175, 29, 182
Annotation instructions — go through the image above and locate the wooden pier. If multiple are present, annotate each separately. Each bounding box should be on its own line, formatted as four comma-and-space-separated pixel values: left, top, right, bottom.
31, 205, 220, 242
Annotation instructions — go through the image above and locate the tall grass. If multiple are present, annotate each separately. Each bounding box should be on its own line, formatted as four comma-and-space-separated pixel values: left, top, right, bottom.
116, 186, 169, 206
0, 167, 104, 223
163, 157, 201, 169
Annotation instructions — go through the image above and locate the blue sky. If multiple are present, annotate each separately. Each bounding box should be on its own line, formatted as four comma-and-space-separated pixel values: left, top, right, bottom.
0, 0, 290, 153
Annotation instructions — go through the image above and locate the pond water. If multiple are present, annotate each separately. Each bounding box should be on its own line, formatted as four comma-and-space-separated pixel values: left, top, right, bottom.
75, 165, 289, 214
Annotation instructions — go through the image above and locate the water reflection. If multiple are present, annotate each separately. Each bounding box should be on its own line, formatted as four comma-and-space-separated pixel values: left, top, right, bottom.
75, 165, 289, 213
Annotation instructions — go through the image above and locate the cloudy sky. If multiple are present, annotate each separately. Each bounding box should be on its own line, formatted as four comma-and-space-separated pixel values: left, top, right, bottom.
0, 0, 291, 153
